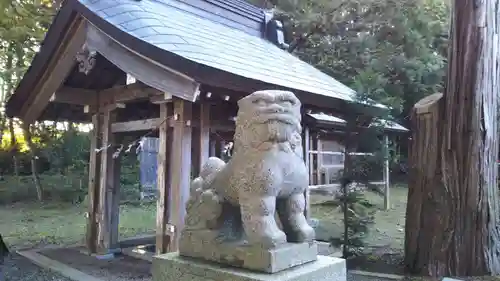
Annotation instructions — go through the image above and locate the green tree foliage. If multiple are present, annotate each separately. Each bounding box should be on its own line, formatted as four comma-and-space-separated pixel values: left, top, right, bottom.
0, 0, 449, 206
0, 0, 54, 85
0, 1, 76, 201
248, 0, 449, 257
253, 0, 449, 130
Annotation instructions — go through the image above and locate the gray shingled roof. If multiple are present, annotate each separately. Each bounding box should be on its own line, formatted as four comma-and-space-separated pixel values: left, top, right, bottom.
307, 112, 408, 133
81, 0, 385, 108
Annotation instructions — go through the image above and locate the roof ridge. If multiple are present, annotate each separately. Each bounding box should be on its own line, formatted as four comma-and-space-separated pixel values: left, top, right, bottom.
152, 0, 265, 24
207, 0, 264, 17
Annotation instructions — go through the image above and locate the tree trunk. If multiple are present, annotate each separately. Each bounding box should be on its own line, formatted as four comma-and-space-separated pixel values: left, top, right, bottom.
8, 119, 19, 177
405, 0, 500, 276
405, 93, 449, 275
22, 124, 43, 201
0, 234, 8, 263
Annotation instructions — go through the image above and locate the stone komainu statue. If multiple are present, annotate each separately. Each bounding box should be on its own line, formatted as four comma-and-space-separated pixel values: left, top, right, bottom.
180, 90, 315, 250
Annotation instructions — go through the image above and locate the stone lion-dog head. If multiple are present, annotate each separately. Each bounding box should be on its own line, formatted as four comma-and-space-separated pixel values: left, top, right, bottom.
233, 90, 303, 156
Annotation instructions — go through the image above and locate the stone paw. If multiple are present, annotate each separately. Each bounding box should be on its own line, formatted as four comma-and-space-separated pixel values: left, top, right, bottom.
253, 230, 287, 248
288, 224, 315, 243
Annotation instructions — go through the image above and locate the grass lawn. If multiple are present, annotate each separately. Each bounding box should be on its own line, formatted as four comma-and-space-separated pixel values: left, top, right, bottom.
1, 174, 408, 251
311, 185, 408, 251
1, 201, 156, 250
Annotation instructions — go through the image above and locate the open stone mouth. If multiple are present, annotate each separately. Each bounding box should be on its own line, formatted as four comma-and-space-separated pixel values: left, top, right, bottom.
252, 112, 299, 124
260, 117, 301, 132
255, 105, 295, 115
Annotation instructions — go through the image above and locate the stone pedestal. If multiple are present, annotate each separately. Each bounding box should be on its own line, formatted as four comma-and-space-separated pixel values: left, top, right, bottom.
180, 231, 318, 273
153, 252, 346, 281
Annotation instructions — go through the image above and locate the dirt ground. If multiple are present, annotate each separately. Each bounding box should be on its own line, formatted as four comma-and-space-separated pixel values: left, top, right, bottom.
41, 247, 152, 281
2, 253, 72, 281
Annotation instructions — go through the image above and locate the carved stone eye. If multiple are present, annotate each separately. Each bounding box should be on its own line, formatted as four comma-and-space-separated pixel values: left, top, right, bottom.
252, 98, 267, 106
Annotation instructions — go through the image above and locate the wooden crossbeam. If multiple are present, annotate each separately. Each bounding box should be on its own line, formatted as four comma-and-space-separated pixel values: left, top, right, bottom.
50, 87, 98, 106
150, 93, 173, 104
111, 118, 163, 133
101, 82, 162, 105
110, 117, 234, 133
50, 82, 163, 107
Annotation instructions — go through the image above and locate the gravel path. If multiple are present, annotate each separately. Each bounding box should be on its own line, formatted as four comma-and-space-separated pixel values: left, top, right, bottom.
1, 253, 72, 281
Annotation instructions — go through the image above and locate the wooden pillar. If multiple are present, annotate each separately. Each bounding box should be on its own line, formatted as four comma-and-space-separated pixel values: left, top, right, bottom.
96, 109, 119, 253
192, 103, 210, 176
383, 134, 390, 210
168, 98, 192, 252
156, 102, 172, 254
311, 132, 319, 185
209, 139, 216, 157
316, 137, 322, 184
308, 132, 314, 185
109, 143, 121, 250
214, 139, 225, 158
86, 113, 102, 253
303, 126, 311, 220
199, 103, 210, 169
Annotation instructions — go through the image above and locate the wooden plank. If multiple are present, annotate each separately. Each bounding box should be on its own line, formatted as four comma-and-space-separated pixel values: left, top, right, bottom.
118, 234, 155, 249
309, 182, 387, 190
86, 24, 200, 102
17, 250, 104, 281
121, 245, 154, 262
156, 102, 172, 254
97, 109, 116, 252
303, 126, 311, 220
22, 18, 87, 124
111, 118, 163, 133
383, 134, 390, 210
349, 270, 403, 280
309, 150, 373, 156
86, 113, 102, 253
168, 98, 193, 252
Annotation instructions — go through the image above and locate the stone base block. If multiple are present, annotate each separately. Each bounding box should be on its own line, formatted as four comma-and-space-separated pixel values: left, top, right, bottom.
179, 231, 317, 273
153, 252, 346, 281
